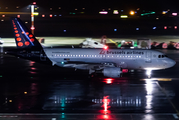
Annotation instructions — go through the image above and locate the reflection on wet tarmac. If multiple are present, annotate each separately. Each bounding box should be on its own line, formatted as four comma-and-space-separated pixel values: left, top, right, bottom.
0, 47, 179, 118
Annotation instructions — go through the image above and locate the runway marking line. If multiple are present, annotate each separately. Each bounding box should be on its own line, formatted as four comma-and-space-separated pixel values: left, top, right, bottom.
156, 82, 179, 116
140, 78, 172, 81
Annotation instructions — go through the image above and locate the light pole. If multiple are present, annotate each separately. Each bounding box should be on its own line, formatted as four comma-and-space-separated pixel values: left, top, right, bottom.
31, 2, 36, 34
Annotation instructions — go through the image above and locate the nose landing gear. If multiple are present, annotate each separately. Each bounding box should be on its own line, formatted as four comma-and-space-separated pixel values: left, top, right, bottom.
146, 69, 152, 78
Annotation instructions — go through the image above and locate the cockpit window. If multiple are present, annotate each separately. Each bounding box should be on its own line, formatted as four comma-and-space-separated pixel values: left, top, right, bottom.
158, 55, 168, 58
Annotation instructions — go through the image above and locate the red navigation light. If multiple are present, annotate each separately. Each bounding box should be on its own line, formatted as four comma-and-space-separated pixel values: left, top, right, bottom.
50, 14, 53, 17
174, 26, 177, 29
103, 45, 108, 50
104, 78, 113, 84
33, 2, 36, 5
164, 26, 167, 29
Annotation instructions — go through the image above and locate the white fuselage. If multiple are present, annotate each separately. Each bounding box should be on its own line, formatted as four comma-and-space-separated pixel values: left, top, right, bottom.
44, 48, 175, 70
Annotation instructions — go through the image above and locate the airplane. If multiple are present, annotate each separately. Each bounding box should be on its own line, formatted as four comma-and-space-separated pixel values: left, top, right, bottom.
80, 38, 106, 48
6, 18, 176, 78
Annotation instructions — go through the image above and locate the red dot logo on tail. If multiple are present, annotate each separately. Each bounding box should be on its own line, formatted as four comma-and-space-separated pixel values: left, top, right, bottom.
16, 38, 21, 41
25, 41, 30, 46
29, 34, 33, 38
15, 34, 20, 37
18, 42, 23, 47
30, 38, 34, 42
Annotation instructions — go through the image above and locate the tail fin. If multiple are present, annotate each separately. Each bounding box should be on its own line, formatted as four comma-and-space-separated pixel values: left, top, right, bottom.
11, 17, 42, 49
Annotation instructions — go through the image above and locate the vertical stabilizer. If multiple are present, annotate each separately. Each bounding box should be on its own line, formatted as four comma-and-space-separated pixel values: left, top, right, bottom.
11, 17, 42, 49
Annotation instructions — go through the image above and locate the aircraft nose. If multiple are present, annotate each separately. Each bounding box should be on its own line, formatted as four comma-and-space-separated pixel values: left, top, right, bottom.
167, 59, 176, 68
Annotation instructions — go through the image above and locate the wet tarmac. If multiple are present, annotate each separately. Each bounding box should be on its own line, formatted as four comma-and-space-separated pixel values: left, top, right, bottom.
0, 41, 179, 119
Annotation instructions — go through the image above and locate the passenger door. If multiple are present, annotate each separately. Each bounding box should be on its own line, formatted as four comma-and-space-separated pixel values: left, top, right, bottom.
145, 51, 151, 63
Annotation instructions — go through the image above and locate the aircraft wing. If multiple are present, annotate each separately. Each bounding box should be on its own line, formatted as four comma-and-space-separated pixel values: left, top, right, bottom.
53, 61, 117, 70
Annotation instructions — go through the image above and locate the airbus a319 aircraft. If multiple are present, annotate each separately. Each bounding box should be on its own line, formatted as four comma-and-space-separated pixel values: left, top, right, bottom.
7, 18, 176, 78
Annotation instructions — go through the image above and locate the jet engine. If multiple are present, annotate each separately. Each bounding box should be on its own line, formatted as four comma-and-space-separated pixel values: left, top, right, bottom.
102, 67, 122, 78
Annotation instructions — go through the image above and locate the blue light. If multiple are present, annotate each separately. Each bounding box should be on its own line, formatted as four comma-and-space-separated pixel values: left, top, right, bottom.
136, 28, 139, 30
63, 30, 66, 32
114, 29, 117, 31
54, 15, 57, 17
59, 14, 62, 16
61, 62, 64, 64
153, 27, 156, 30
62, 114, 65, 118
121, 10, 123, 12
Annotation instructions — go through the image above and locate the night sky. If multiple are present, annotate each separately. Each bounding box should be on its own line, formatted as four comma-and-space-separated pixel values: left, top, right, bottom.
0, 0, 179, 12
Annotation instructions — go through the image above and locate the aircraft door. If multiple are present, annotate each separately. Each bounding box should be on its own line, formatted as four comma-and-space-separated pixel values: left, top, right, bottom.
145, 51, 151, 63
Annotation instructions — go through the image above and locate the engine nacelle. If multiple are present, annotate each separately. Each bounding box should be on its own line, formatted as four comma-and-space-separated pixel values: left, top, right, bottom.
103, 67, 122, 78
